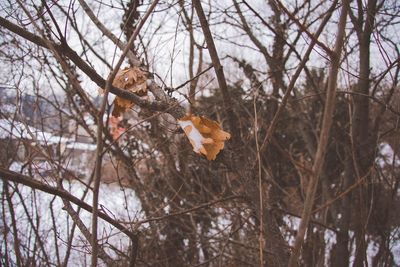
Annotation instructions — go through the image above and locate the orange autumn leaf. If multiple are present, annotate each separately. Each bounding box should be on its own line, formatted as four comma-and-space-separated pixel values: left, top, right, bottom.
111, 67, 148, 117
109, 116, 126, 140
178, 114, 231, 160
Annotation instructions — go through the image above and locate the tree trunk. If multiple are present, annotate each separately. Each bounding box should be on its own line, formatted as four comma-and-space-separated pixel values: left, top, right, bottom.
350, 0, 378, 264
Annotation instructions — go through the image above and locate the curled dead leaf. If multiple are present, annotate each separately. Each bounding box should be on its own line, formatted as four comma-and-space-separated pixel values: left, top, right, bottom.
111, 67, 148, 117
178, 114, 231, 160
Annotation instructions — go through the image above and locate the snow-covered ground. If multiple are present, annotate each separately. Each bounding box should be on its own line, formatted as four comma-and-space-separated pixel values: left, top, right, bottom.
0, 118, 97, 151
0, 176, 142, 266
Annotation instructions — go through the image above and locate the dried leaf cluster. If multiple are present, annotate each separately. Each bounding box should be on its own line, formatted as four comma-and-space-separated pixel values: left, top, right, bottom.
178, 114, 231, 160
106, 68, 231, 159
112, 67, 148, 117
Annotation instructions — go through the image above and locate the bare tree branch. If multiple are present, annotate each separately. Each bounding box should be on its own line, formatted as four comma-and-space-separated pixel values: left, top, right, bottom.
0, 167, 138, 245
288, 0, 350, 264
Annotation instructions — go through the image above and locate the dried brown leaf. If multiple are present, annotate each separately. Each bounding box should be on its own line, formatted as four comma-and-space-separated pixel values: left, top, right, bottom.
110, 67, 148, 117
178, 114, 231, 160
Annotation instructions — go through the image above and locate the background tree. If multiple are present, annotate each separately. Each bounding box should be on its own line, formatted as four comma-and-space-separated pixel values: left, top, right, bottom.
0, 0, 399, 266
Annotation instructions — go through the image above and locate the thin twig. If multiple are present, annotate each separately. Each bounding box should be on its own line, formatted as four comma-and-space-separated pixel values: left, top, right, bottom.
3, 182, 23, 267
63, 199, 115, 266
77, 0, 140, 66
91, 1, 159, 266
293, 90, 400, 117
312, 169, 371, 214
193, 0, 238, 135
125, 195, 243, 227
274, 0, 334, 56
253, 89, 264, 266
172, 65, 213, 92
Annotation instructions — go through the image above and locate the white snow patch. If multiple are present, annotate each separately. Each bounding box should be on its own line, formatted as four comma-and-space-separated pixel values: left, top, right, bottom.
376, 142, 400, 167
65, 142, 97, 151
0, 119, 69, 144
324, 229, 337, 265
283, 215, 301, 246
391, 228, 400, 266
0, 119, 96, 152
